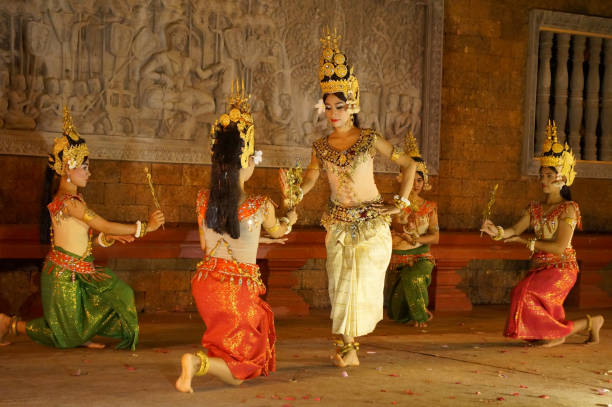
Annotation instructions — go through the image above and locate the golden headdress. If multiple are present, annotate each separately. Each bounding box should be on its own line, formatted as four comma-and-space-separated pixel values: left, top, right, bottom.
210, 80, 255, 168
319, 27, 359, 114
404, 131, 430, 190
48, 107, 89, 175
538, 120, 577, 186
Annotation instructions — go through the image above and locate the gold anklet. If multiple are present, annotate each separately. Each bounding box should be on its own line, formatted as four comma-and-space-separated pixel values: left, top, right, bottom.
195, 351, 210, 376
586, 314, 592, 332
10, 316, 20, 336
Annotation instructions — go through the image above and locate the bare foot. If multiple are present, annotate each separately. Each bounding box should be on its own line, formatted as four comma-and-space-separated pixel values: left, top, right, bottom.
82, 341, 106, 349
0, 314, 11, 346
585, 315, 604, 345
540, 337, 565, 348
342, 348, 360, 367
176, 353, 199, 393
415, 321, 428, 328
331, 351, 347, 367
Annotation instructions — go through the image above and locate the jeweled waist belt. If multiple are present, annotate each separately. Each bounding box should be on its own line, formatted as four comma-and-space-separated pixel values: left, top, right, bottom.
390, 251, 435, 267
326, 197, 384, 223
532, 248, 578, 270
46, 249, 96, 275
194, 256, 264, 289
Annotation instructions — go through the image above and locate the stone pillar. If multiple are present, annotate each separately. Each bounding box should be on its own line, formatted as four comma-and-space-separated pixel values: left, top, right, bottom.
601, 39, 612, 161
568, 35, 586, 158
584, 37, 602, 161
535, 31, 554, 154
553, 34, 570, 143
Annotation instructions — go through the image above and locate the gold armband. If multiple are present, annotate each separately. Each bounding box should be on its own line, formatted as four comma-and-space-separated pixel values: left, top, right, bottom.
307, 162, 320, 171
562, 217, 577, 228
390, 146, 405, 163
83, 208, 97, 223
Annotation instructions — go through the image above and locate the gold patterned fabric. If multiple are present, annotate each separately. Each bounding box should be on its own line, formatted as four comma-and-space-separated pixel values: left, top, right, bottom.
26, 246, 138, 350
325, 215, 391, 337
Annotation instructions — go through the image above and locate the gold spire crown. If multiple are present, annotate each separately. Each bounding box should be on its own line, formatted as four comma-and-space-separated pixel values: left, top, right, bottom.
319, 27, 360, 114
403, 131, 430, 190
210, 79, 255, 168
49, 107, 89, 175
538, 119, 577, 186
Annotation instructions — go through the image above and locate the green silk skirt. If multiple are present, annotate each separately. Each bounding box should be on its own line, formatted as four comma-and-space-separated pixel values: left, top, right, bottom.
26, 246, 139, 350
387, 245, 434, 324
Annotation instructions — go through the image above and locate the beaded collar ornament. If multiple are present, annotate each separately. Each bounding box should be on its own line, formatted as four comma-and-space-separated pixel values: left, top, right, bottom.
319, 27, 360, 114
538, 120, 577, 186
210, 80, 255, 168
48, 107, 89, 176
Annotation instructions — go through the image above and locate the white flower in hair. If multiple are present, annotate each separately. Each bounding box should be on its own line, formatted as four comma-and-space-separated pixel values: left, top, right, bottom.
67, 158, 78, 169
314, 99, 325, 115
253, 150, 263, 165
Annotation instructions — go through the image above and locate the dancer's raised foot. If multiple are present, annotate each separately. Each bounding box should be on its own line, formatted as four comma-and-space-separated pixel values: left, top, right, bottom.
83, 341, 106, 349
176, 353, 199, 393
0, 314, 11, 346
585, 315, 604, 345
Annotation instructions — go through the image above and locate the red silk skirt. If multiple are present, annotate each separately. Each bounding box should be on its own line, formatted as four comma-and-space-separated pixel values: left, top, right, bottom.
192, 256, 276, 380
504, 249, 578, 340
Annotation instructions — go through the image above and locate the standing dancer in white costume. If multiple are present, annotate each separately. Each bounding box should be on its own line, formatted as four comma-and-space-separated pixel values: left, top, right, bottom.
281, 29, 417, 367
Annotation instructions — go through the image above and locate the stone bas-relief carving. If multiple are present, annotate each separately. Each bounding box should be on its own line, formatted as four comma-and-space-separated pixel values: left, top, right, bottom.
0, 0, 442, 172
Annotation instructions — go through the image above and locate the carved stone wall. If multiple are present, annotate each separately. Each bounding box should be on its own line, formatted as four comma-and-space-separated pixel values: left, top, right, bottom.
0, 0, 443, 173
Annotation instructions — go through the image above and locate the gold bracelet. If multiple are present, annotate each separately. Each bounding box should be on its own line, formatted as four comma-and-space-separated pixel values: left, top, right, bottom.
390, 146, 404, 163
492, 226, 504, 241
195, 351, 210, 376
83, 208, 97, 223
265, 219, 282, 234
525, 238, 536, 253
280, 217, 292, 235
140, 222, 148, 238
97, 233, 115, 248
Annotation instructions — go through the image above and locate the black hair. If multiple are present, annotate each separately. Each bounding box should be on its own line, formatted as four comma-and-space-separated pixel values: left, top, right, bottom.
205, 123, 244, 239
40, 135, 88, 243
412, 156, 425, 180
322, 92, 360, 128
541, 166, 572, 201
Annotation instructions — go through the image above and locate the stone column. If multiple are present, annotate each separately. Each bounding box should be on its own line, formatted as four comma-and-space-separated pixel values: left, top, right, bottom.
553, 34, 570, 143
568, 35, 586, 159
535, 31, 554, 154
584, 37, 602, 161
601, 39, 612, 161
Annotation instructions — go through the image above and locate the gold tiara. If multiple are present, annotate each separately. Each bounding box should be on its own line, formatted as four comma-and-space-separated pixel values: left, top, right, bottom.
319, 27, 359, 113
538, 120, 577, 186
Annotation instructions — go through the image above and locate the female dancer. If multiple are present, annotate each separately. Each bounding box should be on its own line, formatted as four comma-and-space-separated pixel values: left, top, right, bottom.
481, 121, 603, 347
387, 133, 438, 328
281, 30, 417, 367
175, 86, 297, 392
0, 108, 165, 350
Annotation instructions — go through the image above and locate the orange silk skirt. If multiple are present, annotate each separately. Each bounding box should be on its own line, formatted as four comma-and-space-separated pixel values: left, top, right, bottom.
504, 249, 578, 340
192, 256, 276, 380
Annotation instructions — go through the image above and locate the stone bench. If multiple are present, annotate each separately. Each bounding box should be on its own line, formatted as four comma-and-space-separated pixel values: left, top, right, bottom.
1, 225, 611, 317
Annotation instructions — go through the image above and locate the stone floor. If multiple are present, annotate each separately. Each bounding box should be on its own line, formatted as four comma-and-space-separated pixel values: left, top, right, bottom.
1, 306, 611, 407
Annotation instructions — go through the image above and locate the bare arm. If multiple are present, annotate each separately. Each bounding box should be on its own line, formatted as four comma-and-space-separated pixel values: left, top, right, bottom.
481, 210, 530, 239
64, 199, 165, 235
504, 205, 577, 256
301, 149, 321, 196
261, 200, 298, 238
417, 209, 440, 245
373, 136, 417, 200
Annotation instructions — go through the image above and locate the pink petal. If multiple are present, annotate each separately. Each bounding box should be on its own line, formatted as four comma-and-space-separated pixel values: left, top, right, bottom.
519, 385, 528, 389
497, 396, 505, 401
285, 396, 296, 400
389, 374, 400, 377
313, 397, 321, 401
154, 348, 169, 353
255, 395, 265, 399
512, 393, 520, 396
123, 364, 136, 371
404, 390, 414, 395
538, 395, 550, 399
474, 391, 481, 395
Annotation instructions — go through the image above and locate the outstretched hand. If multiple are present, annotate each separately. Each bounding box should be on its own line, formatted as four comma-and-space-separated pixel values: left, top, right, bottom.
106, 234, 135, 244
147, 210, 166, 232
260, 237, 288, 244
480, 219, 498, 237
